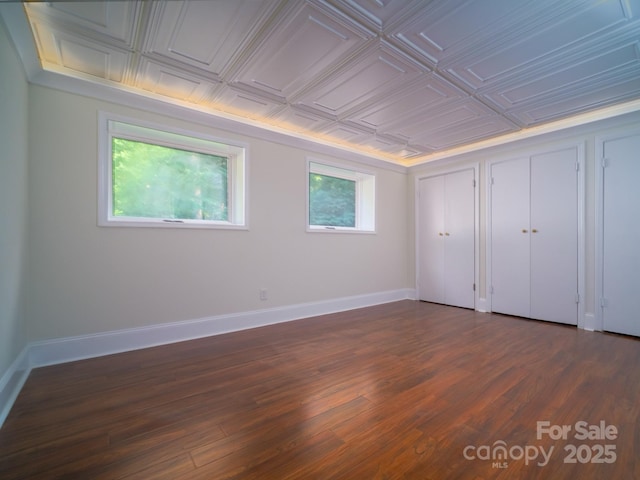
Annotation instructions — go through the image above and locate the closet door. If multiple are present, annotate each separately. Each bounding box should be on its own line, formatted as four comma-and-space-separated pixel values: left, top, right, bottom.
490, 157, 530, 318
418, 169, 475, 309
444, 169, 475, 309
490, 149, 579, 324
530, 149, 578, 325
602, 133, 640, 337
418, 175, 445, 304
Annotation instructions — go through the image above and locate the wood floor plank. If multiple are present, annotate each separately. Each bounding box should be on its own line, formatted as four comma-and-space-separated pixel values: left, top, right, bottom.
1, 300, 638, 479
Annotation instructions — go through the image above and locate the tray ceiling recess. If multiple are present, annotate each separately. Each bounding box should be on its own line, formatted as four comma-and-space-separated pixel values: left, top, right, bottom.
10, 0, 640, 166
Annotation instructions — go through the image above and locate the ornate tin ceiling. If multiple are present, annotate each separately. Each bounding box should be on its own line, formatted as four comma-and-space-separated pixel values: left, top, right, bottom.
12, 0, 640, 165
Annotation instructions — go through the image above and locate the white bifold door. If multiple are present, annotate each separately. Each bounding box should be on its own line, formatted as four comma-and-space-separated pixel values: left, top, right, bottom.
418, 169, 475, 309
490, 147, 580, 325
600, 131, 640, 337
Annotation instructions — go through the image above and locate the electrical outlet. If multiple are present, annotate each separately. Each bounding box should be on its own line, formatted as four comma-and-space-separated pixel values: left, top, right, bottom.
259, 289, 268, 301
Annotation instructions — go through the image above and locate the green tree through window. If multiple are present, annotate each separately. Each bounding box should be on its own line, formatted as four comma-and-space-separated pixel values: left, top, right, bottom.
112, 137, 228, 221
309, 173, 356, 227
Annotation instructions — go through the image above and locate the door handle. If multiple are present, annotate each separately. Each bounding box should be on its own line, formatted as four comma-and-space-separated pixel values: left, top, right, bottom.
532, 229, 538, 233
522, 229, 528, 233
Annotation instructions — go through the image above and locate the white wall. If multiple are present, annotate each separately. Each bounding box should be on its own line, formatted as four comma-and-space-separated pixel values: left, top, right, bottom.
0, 18, 29, 390
26, 85, 411, 341
409, 110, 640, 327
22, 80, 640, 343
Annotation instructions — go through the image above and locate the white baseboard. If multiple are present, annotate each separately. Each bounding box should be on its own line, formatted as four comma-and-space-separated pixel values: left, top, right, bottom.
476, 297, 488, 313
582, 312, 599, 332
0, 347, 30, 429
27, 288, 415, 368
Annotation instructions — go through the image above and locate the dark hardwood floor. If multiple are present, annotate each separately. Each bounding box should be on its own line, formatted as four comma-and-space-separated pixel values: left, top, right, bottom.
1, 300, 638, 479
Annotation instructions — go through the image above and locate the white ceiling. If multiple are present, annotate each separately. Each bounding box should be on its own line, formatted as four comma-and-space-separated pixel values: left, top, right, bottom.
8, 0, 640, 166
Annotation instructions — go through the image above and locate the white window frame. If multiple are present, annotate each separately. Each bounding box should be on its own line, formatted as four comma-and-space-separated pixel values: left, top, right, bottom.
307, 158, 376, 233
98, 112, 248, 229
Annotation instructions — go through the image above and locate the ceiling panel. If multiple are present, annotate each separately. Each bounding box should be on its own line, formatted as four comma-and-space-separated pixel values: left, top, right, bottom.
211, 84, 285, 119
320, 121, 375, 144
510, 75, 640, 125
45, 1, 137, 45
134, 57, 220, 103
446, 0, 631, 89
411, 114, 520, 151
390, 0, 538, 67
356, 132, 414, 156
25, 1, 139, 47
326, 0, 422, 31
345, 73, 465, 131
142, 0, 281, 79
230, 1, 372, 99
386, 99, 519, 150
294, 40, 426, 116
270, 105, 334, 133
29, 22, 130, 82
13, 0, 640, 166
485, 40, 640, 110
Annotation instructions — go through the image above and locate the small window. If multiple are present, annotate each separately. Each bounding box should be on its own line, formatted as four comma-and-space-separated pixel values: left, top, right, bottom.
99, 114, 247, 229
307, 160, 375, 233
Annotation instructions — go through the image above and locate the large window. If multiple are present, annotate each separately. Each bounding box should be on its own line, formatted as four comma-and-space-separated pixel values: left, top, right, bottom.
99, 114, 247, 228
307, 160, 375, 233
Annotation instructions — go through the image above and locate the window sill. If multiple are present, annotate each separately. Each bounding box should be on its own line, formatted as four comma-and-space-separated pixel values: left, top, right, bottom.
99, 218, 248, 230
307, 226, 375, 234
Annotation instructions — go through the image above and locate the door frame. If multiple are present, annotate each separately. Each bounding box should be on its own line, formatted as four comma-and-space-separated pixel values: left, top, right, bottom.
485, 142, 586, 327
595, 126, 640, 333
415, 164, 480, 310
